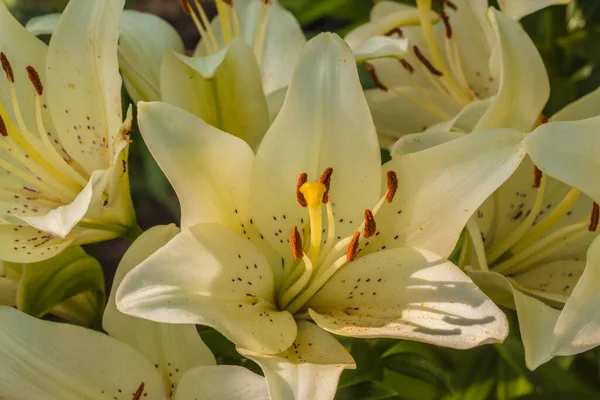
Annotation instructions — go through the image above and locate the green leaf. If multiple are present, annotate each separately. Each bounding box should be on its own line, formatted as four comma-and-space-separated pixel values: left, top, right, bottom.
335, 381, 398, 400
339, 339, 384, 388
15, 247, 105, 326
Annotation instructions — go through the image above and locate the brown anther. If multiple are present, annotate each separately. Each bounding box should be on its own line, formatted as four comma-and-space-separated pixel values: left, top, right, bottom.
533, 165, 543, 189
385, 27, 404, 38
400, 59, 414, 74
179, 0, 192, 15
221, 0, 233, 5
540, 115, 548, 124
365, 62, 388, 92
346, 232, 360, 262
444, 0, 458, 11
386, 170, 398, 203
413, 46, 443, 77
589, 203, 599, 232
363, 210, 376, 238
319, 167, 334, 204
0, 115, 7, 137
440, 9, 453, 39
290, 226, 303, 260
263, 0, 272, 4
26, 66, 43, 96
132, 382, 145, 400
296, 173, 308, 207
0, 52, 14, 83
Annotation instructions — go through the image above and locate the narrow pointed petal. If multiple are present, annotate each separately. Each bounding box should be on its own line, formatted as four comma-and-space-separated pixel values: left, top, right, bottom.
175, 365, 269, 400
513, 290, 561, 370
0, 306, 167, 400
105, 225, 216, 392
46, 0, 124, 173
474, 8, 549, 132
162, 39, 269, 147
251, 33, 381, 260
308, 247, 508, 349
525, 116, 600, 204
499, 0, 571, 20
116, 223, 297, 355
377, 128, 526, 258
137, 102, 254, 231
553, 236, 600, 356
239, 321, 355, 400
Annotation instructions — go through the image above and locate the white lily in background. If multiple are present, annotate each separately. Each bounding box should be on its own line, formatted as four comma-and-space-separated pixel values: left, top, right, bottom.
0, 0, 138, 263
28, 0, 305, 147
0, 224, 269, 400
116, 33, 527, 399
345, 1, 550, 147
0, 246, 105, 326
443, 86, 600, 370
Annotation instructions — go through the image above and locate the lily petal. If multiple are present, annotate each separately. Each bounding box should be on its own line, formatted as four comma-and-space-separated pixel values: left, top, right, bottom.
378, 128, 526, 258
239, 321, 355, 400
513, 259, 585, 304
251, 33, 381, 261
175, 365, 269, 400
308, 247, 508, 349
354, 36, 408, 63
390, 130, 466, 156
116, 223, 297, 355
137, 102, 254, 231
105, 225, 216, 392
46, 0, 124, 173
474, 8, 549, 132
525, 116, 600, 204
162, 38, 269, 147
0, 306, 167, 400
553, 236, 600, 356
551, 86, 600, 122
0, 223, 73, 263
498, 0, 571, 20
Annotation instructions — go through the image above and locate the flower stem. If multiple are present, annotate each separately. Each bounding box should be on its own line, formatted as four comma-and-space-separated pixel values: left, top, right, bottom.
124, 223, 144, 243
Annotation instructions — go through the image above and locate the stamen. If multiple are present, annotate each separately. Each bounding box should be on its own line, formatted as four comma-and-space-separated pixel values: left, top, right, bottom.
533, 165, 543, 189
253, 0, 272, 65
133, 382, 145, 400
192, 0, 220, 51
590, 202, 599, 232
413, 46, 443, 76
540, 115, 548, 124
179, 0, 192, 14
386, 170, 398, 203
0, 53, 14, 83
290, 225, 303, 259
216, 0, 234, 45
222, 0, 233, 4
365, 62, 389, 91
444, 0, 457, 11
347, 232, 360, 262
25, 66, 43, 96
181, 0, 217, 54
440, 9, 452, 39
385, 28, 404, 38
299, 181, 326, 262
0, 115, 7, 137
400, 59, 414, 74
296, 172, 308, 207
363, 210, 376, 238
319, 167, 333, 204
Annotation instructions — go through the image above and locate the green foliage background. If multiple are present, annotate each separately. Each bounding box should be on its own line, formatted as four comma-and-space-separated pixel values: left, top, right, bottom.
6, 0, 600, 398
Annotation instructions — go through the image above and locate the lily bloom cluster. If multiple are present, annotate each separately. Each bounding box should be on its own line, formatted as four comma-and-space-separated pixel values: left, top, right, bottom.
0, 0, 598, 399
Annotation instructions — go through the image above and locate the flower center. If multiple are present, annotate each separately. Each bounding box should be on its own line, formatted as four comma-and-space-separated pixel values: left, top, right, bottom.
0, 54, 88, 207
180, 0, 272, 65
365, 0, 484, 123
277, 168, 398, 315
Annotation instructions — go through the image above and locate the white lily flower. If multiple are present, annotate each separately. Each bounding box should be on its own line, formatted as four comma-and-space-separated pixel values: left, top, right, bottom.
458, 86, 600, 370
345, 1, 550, 147
0, 246, 105, 326
0, 223, 269, 400
0, 0, 138, 263
498, 0, 572, 20
115, 33, 526, 399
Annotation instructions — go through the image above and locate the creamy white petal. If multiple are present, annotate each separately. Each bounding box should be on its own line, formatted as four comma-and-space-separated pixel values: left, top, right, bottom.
474, 8, 549, 132
308, 247, 508, 349
117, 223, 297, 355
105, 225, 216, 392
525, 116, 600, 204
161, 39, 269, 147
0, 306, 167, 400
137, 102, 254, 231
390, 130, 466, 156
513, 260, 585, 304
174, 365, 269, 400
551, 86, 600, 122
553, 236, 600, 356
498, 0, 571, 20
46, 0, 124, 173
251, 33, 381, 261
354, 36, 408, 63
0, 223, 73, 263
239, 321, 355, 400
375, 128, 526, 258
